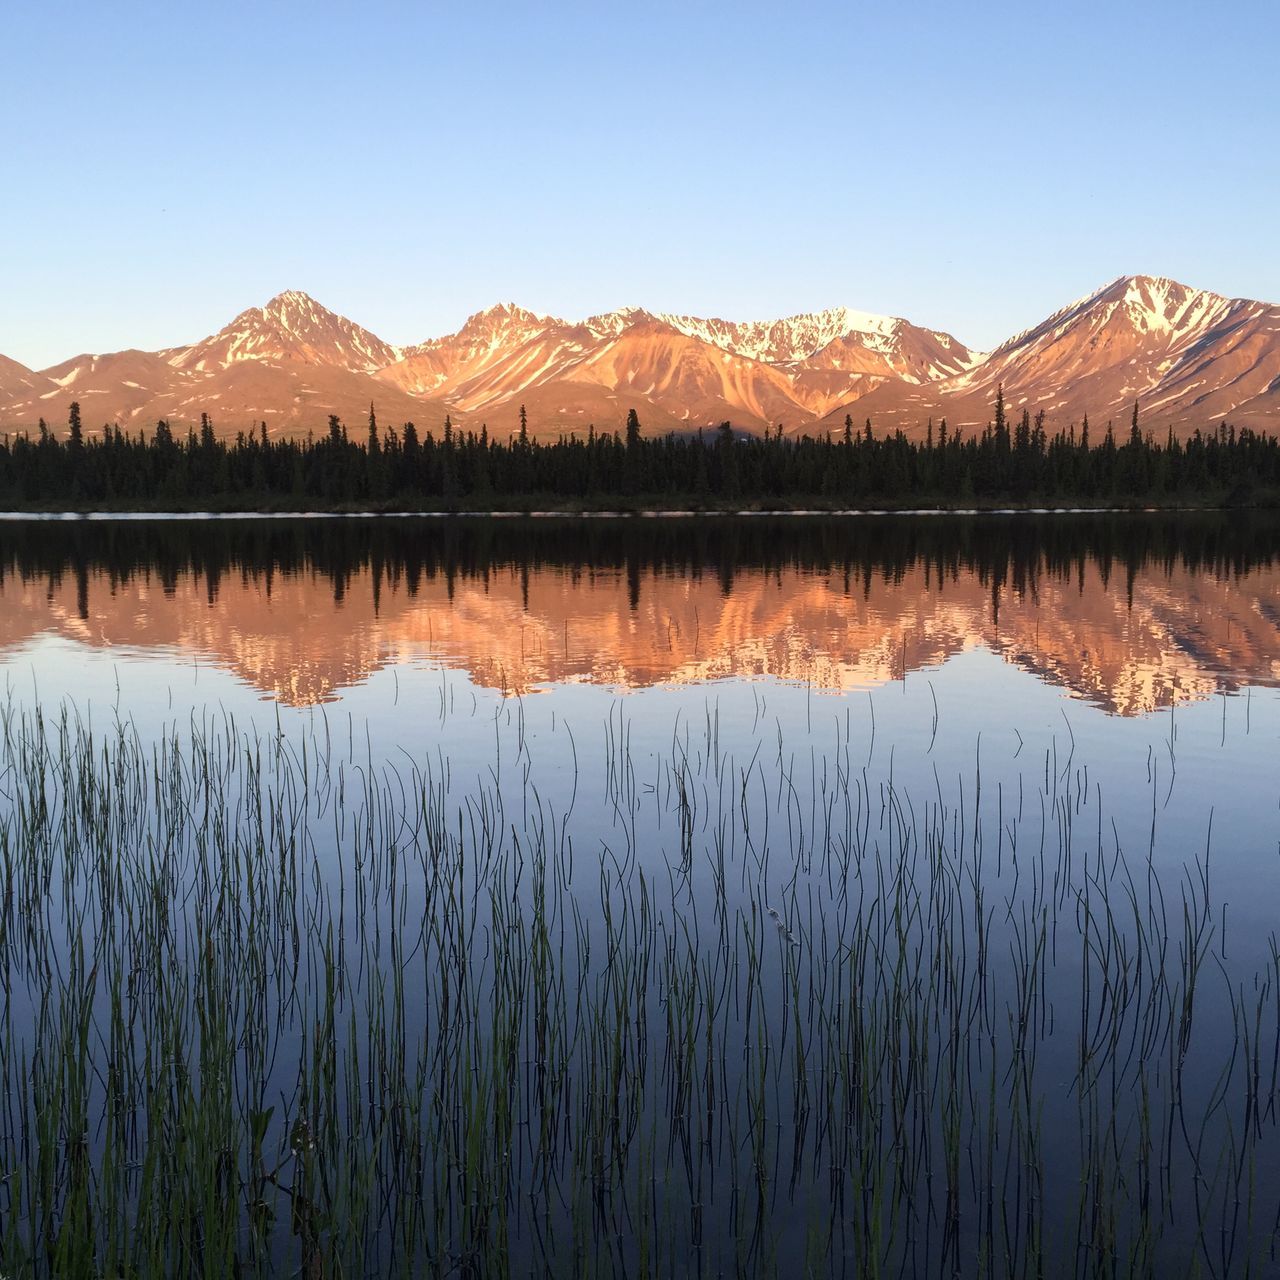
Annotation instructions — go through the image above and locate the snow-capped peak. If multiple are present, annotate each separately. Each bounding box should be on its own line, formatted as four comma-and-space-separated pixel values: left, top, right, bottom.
456, 301, 559, 335
263, 288, 318, 311
582, 307, 660, 339
1112, 275, 1232, 336
400, 302, 561, 363
631, 305, 904, 364
992, 274, 1235, 359
170, 290, 403, 374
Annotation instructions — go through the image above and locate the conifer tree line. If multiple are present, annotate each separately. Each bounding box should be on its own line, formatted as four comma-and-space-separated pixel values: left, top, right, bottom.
1, 389, 1277, 509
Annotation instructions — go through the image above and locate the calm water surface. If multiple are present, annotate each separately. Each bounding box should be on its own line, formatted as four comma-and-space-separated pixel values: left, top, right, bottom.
3, 513, 1280, 1275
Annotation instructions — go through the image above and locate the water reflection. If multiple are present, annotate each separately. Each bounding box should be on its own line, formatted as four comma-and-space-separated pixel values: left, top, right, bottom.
0, 513, 1277, 714
4, 514, 1280, 1272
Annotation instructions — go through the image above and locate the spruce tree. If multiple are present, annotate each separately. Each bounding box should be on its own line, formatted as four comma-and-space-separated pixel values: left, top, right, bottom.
624, 408, 643, 494
716, 422, 737, 497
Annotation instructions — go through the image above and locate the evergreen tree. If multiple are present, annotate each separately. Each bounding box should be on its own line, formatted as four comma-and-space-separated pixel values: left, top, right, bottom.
624, 408, 643, 494
716, 422, 738, 497
0, 385, 1275, 510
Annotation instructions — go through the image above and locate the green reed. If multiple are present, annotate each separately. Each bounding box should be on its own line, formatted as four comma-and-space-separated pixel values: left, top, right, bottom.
0, 693, 1276, 1277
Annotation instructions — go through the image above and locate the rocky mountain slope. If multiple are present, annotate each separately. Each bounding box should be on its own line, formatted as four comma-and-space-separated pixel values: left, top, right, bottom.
831, 276, 1280, 436
2, 276, 1276, 440
4, 294, 436, 437
0, 354, 54, 408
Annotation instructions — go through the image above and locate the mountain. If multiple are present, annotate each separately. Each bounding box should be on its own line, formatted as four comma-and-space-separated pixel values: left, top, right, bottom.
654, 306, 977, 381
1, 293, 436, 435
377, 301, 979, 434
2, 276, 1277, 440
171, 290, 403, 374
828, 276, 1280, 436
560, 317, 808, 425
378, 302, 560, 398
0, 354, 55, 410
34, 349, 186, 428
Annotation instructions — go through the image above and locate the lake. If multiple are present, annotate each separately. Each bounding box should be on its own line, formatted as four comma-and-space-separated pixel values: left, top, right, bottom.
2, 512, 1279, 1276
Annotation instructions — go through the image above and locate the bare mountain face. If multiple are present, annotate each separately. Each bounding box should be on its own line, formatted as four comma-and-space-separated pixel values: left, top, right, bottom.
2, 276, 1277, 440
375, 302, 982, 434
829, 276, 1280, 437
171, 289, 403, 374
2, 293, 435, 436
655, 306, 975, 381
0, 354, 54, 410
379, 303, 560, 399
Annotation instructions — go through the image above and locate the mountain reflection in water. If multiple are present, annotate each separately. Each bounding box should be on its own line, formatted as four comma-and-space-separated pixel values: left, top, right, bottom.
0, 513, 1276, 716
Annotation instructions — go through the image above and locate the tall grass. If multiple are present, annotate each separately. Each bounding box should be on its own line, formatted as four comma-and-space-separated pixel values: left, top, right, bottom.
0, 694, 1275, 1276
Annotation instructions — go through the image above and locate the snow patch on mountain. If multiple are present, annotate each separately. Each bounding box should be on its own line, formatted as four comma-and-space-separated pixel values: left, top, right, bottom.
170, 291, 404, 374
991, 275, 1235, 360
573, 304, 977, 382
659, 306, 902, 362
11, 275, 1277, 440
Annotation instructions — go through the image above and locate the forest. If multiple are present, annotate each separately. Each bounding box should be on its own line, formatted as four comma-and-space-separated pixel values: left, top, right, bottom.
1, 389, 1276, 510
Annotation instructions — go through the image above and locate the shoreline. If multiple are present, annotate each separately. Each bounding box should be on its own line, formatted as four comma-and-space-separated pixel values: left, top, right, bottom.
0, 500, 1257, 522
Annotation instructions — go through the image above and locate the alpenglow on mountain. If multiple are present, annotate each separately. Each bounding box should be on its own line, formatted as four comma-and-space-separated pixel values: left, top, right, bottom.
3, 276, 1278, 439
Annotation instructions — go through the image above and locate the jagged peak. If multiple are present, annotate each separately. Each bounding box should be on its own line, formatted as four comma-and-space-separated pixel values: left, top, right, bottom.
459, 300, 558, 329
168, 289, 400, 374
990, 274, 1238, 358
765, 304, 903, 336
646, 305, 949, 369
256, 290, 363, 331
1099, 274, 1226, 311
263, 288, 322, 309
399, 303, 562, 360
214, 290, 351, 336
583, 306, 660, 337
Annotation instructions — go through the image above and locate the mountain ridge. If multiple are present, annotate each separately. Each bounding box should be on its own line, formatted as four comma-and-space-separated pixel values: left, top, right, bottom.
3, 275, 1277, 440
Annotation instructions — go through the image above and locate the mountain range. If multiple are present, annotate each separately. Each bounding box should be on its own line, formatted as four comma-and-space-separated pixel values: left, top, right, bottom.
3, 275, 1278, 440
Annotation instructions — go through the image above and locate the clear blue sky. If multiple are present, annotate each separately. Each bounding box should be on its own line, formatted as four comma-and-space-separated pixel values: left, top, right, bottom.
3, 0, 1277, 369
